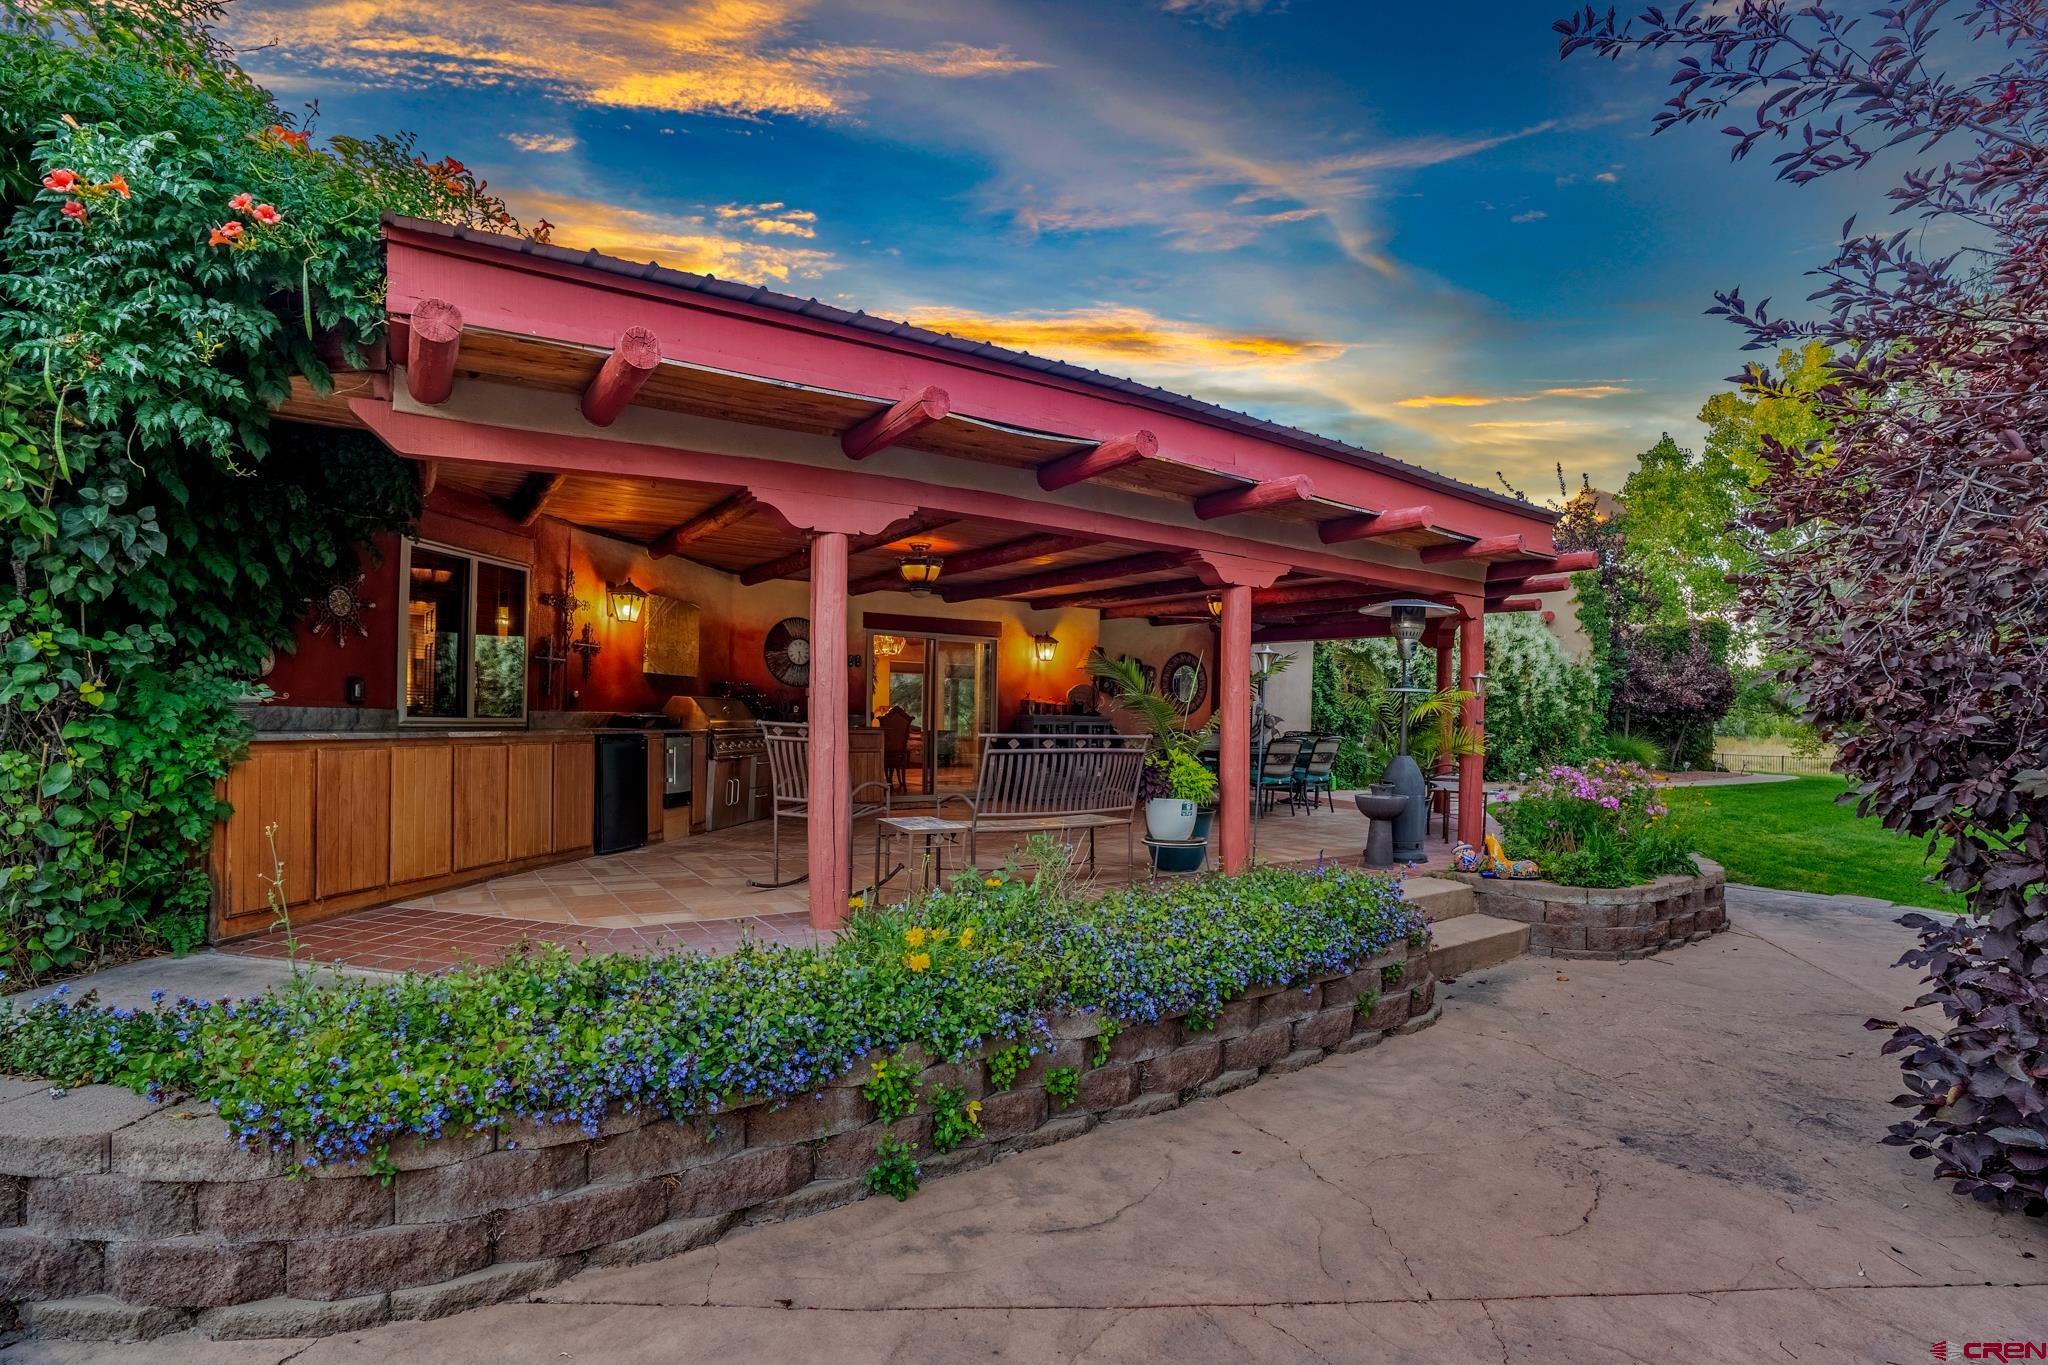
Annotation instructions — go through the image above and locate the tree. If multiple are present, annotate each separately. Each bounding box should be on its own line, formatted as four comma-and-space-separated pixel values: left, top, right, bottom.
1699, 340, 1835, 490
0, 0, 513, 979
1562, 1, 2048, 1214
1615, 433, 1751, 626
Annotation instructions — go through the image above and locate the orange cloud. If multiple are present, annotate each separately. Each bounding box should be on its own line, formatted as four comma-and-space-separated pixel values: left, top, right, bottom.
1397, 384, 1634, 408
234, 0, 1044, 121
902, 305, 1344, 370
516, 192, 831, 281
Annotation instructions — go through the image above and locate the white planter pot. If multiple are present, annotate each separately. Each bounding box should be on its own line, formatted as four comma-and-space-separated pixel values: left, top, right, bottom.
1146, 797, 1197, 842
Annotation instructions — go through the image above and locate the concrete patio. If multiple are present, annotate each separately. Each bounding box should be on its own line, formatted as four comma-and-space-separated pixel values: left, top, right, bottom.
21, 884, 2043, 1364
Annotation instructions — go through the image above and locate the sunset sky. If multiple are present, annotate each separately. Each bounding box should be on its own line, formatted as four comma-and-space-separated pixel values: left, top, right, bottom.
229, 0, 1877, 495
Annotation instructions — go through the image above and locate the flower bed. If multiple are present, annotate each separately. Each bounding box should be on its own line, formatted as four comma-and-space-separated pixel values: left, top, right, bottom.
1495, 760, 1698, 887
1452, 858, 1728, 959
0, 862, 1423, 1171
0, 862, 1439, 1341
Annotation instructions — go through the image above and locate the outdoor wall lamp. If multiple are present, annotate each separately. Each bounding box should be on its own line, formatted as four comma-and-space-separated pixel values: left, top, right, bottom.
1206, 593, 1224, 620
1471, 670, 1488, 697
1032, 631, 1058, 663
897, 544, 943, 593
605, 579, 647, 623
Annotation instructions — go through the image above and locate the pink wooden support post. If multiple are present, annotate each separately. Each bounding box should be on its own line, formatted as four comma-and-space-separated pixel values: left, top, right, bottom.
1457, 605, 1486, 848
1433, 626, 1455, 781
808, 530, 853, 931
1218, 584, 1253, 874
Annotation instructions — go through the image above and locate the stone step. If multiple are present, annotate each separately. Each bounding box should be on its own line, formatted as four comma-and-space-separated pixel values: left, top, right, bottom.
1400, 875, 1476, 923
1427, 913, 1531, 979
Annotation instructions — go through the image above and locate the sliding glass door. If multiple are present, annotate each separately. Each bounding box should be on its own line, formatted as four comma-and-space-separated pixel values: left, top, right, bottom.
868, 632, 997, 796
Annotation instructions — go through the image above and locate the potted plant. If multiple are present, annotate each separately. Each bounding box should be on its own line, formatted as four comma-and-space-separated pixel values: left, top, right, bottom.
1086, 651, 1216, 841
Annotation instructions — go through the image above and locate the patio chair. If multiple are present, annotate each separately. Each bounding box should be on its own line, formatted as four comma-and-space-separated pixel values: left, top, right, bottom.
877, 706, 914, 792
749, 722, 893, 890
1256, 734, 1307, 816
1300, 735, 1342, 811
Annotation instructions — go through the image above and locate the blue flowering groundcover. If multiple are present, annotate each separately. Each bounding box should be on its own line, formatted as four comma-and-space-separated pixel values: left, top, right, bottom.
0, 863, 1423, 1168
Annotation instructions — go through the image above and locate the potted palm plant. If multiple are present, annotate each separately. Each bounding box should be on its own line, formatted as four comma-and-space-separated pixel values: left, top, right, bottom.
1086, 651, 1214, 841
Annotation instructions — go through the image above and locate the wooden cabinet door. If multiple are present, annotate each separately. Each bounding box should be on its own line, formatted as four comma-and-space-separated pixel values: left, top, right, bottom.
506, 744, 553, 860
454, 743, 509, 871
214, 746, 316, 930
552, 739, 594, 853
316, 744, 392, 899
389, 745, 455, 885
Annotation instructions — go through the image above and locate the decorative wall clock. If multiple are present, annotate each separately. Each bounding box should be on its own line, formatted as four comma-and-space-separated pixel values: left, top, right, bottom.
1161, 652, 1208, 706
307, 574, 373, 647
764, 617, 812, 687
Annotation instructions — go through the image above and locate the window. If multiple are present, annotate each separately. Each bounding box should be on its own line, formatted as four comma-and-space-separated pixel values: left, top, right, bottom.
400, 541, 528, 723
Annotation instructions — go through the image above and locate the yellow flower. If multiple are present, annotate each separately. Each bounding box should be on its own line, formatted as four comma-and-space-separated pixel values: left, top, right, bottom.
957, 926, 976, 948
965, 1099, 983, 1122
984, 877, 1002, 889
929, 926, 951, 942
905, 952, 932, 972
848, 894, 866, 911
904, 926, 927, 948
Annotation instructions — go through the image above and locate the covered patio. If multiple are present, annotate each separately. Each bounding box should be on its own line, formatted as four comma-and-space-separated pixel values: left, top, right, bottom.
213, 216, 1579, 957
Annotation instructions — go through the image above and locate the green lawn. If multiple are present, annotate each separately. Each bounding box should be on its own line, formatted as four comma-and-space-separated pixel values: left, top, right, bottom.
1664, 776, 1963, 912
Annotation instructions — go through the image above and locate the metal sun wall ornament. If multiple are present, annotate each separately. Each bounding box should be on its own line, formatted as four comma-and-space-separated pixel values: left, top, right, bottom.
307, 574, 373, 647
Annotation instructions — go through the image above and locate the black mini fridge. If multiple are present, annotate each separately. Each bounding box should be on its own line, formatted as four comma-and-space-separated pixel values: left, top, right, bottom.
593, 734, 649, 855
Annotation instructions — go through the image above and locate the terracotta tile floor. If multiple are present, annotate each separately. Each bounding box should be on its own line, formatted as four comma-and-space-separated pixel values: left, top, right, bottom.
217, 791, 1464, 975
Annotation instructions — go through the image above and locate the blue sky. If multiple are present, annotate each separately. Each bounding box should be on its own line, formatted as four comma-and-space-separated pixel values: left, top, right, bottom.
229, 0, 1878, 493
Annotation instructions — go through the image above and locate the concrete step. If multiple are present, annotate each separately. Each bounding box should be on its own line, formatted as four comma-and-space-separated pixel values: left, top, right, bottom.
1427, 913, 1531, 979
1400, 875, 1476, 923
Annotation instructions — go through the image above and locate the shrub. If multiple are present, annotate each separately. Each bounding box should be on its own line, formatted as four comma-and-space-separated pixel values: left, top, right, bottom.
0, 861, 1423, 1167
1598, 732, 1664, 769
1477, 615, 1601, 780
1498, 760, 1697, 888
864, 1136, 920, 1202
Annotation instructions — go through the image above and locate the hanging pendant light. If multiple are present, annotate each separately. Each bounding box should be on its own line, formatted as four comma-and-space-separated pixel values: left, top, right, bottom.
897, 543, 943, 593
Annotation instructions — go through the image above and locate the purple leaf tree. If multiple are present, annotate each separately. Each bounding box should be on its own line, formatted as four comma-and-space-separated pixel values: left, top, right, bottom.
1559, 1, 2048, 1214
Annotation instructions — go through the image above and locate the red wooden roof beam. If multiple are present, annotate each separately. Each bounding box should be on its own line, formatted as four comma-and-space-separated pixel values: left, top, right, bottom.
841, 386, 951, 461
580, 326, 663, 427
1036, 430, 1158, 493
938, 549, 1184, 602
1317, 504, 1436, 545
1491, 597, 1544, 613
1192, 475, 1314, 521
648, 491, 758, 560
1488, 549, 1596, 581
1418, 533, 1534, 566
405, 297, 463, 406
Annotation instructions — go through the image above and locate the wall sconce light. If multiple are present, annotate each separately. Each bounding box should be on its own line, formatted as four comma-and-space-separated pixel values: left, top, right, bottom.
1206, 593, 1224, 620
1470, 671, 1489, 697
1032, 631, 1058, 663
897, 544, 943, 594
606, 579, 646, 623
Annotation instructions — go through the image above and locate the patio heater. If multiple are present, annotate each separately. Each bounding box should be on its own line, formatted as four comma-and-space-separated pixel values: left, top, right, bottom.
1358, 599, 1456, 862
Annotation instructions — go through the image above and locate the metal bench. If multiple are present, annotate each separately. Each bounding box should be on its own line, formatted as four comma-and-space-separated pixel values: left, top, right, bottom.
938, 733, 1149, 874
749, 722, 893, 891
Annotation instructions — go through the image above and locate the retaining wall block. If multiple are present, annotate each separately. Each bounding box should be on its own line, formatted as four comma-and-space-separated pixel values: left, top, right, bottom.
1293, 1006, 1356, 1051
744, 1090, 872, 1148
1139, 1041, 1222, 1097
25, 1174, 195, 1240
286, 1220, 489, 1301
306, 1131, 491, 1177
1104, 1019, 1181, 1065
492, 1180, 667, 1262
977, 1088, 1047, 1141
196, 1172, 393, 1242
1222, 1023, 1292, 1072
1362, 991, 1412, 1033
104, 1237, 283, 1308
196, 1292, 391, 1340
388, 1258, 565, 1323
393, 1144, 586, 1224
1253, 985, 1323, 1030
668, 1145, 810, 1221
1012, 1039, 1089, 1090
0, 1087, 158, 1179
0, 1228, 102, 1300
1073, 1064, 1139, 1113
111, 1110, 291, 1183
587, 1117, 740, 1184
812, 1116, 933, 1182
18, 1296, 187, 1342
